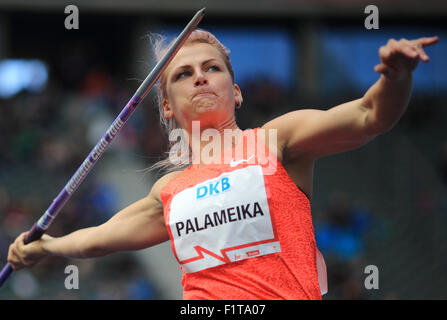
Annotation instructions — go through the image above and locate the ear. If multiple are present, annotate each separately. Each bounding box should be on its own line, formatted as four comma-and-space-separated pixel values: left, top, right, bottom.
162, 98, 173, 119
234, 83, 243, 105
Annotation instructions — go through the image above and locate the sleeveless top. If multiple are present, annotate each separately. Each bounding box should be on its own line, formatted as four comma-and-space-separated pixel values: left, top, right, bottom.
160, 128, 327, 299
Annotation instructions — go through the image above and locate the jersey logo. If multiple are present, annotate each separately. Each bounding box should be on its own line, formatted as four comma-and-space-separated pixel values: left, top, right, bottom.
229, 155, 255, 167
196, 177, 230, 199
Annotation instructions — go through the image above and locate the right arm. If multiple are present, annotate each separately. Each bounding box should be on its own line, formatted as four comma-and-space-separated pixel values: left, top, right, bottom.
7, 172, 178, 270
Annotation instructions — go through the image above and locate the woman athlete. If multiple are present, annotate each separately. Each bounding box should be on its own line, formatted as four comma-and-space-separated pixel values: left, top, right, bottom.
7, 30, 439, 299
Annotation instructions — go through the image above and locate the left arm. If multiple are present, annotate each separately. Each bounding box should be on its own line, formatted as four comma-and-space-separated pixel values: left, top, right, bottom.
263, 36, 439, 160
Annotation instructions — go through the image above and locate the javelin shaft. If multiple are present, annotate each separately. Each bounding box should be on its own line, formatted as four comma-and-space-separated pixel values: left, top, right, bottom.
0, 8, 206, 288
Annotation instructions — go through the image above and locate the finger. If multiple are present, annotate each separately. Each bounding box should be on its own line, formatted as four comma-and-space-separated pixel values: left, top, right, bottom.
16, 232, 28, 251
13, 246, 27, 267
400, 43, 419, 58
374, 63, 394, 76
374, 63, 386, 73
413, 44, 430, 62
386, 38, 399, 56
7, 246, 23, 271
7, 258, 19, 271
14, 232, 27, 243
8, 257, 22, 271
12, 234, 30, 265
18, 231, 29, 246
411, 36, 439, 60
380, 39, 410, 62
414, 36, 439, 47
374, 63, 403, 79
379, 45, 392, 61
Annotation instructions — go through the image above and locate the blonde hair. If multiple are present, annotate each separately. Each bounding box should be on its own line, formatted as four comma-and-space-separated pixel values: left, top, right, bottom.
148, 29, 235, 174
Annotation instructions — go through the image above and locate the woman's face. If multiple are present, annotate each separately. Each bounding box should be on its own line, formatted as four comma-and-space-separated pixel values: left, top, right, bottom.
163, 42, 242, 132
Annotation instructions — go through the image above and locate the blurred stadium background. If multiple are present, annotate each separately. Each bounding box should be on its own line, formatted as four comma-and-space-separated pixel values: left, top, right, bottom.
0, 0, 446, 300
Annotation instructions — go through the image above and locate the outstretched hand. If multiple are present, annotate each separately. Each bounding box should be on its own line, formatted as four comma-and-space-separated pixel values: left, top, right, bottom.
375, 36, 439, 80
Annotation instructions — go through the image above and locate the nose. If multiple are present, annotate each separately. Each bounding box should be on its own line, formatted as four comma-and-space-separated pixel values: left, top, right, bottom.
194, 71, 208, 87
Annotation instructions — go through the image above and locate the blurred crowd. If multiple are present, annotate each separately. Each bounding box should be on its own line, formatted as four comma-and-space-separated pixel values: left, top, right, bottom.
0, 60, 168, 299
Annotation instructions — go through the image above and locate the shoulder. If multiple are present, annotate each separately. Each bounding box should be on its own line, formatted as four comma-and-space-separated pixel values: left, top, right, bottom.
262, 109, 328, 160
261, 110, 316, 162
261, 109, 317, 140
262, 109, 320, 133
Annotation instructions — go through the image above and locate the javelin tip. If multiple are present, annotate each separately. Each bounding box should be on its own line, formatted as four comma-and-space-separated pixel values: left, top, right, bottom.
196, 8, 206, 18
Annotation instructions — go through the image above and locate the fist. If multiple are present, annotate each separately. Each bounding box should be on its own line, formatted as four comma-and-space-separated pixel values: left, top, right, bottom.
375, 36, 439, 80
7, 232, 49, 270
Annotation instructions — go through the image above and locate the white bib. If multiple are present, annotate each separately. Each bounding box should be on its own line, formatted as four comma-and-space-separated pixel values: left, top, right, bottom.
168, 165, 281, 273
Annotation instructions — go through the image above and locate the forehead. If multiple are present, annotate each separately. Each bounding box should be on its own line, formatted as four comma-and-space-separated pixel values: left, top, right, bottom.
167, 42, 225, 71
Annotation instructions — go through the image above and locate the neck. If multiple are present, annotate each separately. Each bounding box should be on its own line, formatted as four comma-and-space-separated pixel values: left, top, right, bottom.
187, 118, 242, 165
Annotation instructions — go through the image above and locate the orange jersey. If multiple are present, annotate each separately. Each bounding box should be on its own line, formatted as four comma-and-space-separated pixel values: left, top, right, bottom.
160, 128, 327, 299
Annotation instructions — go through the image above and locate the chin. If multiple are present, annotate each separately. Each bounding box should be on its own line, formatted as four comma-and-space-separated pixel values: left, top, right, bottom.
195, 100, 218, 112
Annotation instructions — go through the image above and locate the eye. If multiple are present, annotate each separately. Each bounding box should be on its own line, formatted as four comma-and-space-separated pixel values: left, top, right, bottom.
175, 71, 191, 80
207, 65, 220, 72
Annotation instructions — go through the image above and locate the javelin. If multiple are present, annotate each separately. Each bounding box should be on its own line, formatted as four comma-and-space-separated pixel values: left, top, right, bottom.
0, 7, 206, 288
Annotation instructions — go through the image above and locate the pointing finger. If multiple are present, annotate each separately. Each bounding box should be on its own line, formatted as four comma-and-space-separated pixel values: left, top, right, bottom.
414, 36, 439, 47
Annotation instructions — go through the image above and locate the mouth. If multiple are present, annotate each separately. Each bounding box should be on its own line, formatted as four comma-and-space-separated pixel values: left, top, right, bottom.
192, 91, 217, 99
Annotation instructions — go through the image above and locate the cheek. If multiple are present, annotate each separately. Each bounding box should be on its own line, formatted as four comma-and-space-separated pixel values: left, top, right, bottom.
167, 83, 190, 109
220, 81, 236, 105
